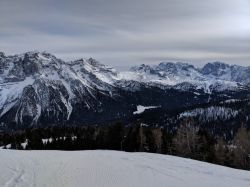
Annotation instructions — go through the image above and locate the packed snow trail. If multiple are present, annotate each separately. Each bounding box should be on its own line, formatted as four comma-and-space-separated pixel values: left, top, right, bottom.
0, 150, 249, 187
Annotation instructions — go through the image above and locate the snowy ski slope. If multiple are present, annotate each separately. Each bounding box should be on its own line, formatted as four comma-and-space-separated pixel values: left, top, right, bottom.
0, 150, 249, 187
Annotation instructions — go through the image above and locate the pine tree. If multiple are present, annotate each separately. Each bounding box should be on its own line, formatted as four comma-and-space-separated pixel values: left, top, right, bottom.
173, 120, 199, 158
106, 123, 124, 150
214, 137, 227, 165
161, 129, 174, 155
152, 128, 163, 153
232, 127, 250, 169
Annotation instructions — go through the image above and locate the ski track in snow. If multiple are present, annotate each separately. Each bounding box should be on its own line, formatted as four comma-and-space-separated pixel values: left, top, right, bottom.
0, 150, 249, 187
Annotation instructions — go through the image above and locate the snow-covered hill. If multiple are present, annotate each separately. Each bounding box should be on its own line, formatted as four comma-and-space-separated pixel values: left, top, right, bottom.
0, 150, 249, 187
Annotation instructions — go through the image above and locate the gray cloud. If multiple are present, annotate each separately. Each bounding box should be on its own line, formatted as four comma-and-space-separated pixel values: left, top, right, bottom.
0, 0, 249, 67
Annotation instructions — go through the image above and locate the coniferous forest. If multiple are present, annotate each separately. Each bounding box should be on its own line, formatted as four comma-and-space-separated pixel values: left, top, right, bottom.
1, 121, 249, 171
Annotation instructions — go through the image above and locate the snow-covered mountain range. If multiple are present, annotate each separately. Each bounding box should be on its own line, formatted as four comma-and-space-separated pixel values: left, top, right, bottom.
0, 51, 249, 128
123, 61, 250, 92
0, 51, 123, 126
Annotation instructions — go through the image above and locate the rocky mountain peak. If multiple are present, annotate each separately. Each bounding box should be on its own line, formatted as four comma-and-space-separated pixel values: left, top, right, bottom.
130, 64, 152, 73
201, 61, 230, 76
0, 52, 5, 58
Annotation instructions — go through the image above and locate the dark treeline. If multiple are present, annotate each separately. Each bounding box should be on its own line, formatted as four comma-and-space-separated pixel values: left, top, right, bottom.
0, 121, 249, 170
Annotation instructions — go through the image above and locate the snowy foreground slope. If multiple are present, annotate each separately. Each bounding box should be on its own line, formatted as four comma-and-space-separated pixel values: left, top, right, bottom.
0, 150, 249, 187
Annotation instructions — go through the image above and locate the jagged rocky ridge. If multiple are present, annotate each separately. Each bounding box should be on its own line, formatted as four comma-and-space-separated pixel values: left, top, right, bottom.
0, 51, 249, 129
125, 62, 250, 92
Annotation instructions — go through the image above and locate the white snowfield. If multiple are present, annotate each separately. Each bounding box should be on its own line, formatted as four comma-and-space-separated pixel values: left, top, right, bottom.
0, 150, 249, 187
133, 105, 159, 114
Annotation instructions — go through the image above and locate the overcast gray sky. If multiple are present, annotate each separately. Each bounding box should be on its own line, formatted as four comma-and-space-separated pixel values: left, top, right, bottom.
0, 0, 249, 68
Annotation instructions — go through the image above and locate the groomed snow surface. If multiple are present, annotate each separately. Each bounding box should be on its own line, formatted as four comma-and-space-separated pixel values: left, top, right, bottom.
0, 150, 249, 187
